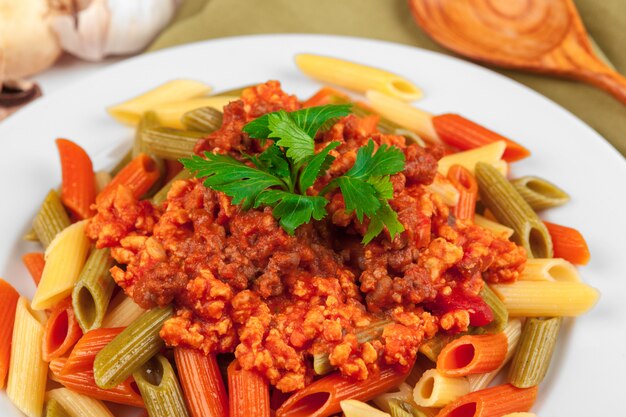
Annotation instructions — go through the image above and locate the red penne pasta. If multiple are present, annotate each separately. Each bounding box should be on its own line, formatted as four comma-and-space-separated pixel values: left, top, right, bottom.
97, 153, 160, 203
432, 114, 531, 162
175, 348, 228, 417
302, 86, 349, 107
277, 364, 410, 417
62, 327, 124, 375
436, 383, 538, 417
228, 360, 270, 417
437, 333, 508, 377
544, 221, 591, 265
56, 138, 97, 220
49, 357, 144, 407
21, 252, 45, 286
448, 164, 478, 220
0, 279, 19, 389
42, 298, 83, 362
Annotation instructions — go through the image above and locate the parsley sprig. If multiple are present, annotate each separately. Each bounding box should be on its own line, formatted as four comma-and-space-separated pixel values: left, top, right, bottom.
181, 104, 405, 244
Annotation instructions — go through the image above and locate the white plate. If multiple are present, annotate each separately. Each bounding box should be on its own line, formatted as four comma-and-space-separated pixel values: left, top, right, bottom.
1, 34, 625, 416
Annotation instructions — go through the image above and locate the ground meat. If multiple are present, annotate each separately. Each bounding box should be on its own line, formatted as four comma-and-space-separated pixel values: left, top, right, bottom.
87, 81, 527, 392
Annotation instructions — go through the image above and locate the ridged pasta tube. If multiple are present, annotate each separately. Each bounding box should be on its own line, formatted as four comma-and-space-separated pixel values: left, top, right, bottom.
133, 354, 190, 417
511, 176, 569, 211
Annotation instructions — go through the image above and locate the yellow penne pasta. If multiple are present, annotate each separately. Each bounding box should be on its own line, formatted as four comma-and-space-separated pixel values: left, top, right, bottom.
152, 96, 237, 129
101, 292, 147, 328
520, 258, 580, 282
437, 141, 507, 176
413, 369, 470, 408
365, 90, 439, 142
296, 54, 423, 101
340, 400, 391, 417
7, 297, 47, 417
107, 80, 212, 125
491, 281, 599, 317
372, 383, 414, 413
32, 220, 90, 310
467, 319, 523, 391
474, 214, 514, 239
46, 388, 114, 417
426, 175, 460, 207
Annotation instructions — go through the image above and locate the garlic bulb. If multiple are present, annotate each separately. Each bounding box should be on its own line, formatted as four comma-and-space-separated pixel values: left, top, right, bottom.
0, 0, 62, 78
51, 0, 182, 62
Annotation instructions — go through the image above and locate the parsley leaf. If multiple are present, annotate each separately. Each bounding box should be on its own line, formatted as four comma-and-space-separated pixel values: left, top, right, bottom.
334, 176, 381, 222
298, 141, 340, 192
363, 202, 405, 244
247, 144, 290, 179
181, 153, 286, 210
255, 190, 327, 234
268, 111, 315, 164
345, 140, 406, 179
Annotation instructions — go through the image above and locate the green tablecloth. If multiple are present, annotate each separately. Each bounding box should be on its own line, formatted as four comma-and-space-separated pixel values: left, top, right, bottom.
149, 0, 626, 156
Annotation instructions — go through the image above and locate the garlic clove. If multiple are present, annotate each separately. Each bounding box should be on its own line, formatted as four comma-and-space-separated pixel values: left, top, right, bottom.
0, 0, 63, 78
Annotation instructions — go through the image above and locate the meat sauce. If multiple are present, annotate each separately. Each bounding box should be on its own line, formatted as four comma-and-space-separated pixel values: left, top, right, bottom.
87, 81, 526, 392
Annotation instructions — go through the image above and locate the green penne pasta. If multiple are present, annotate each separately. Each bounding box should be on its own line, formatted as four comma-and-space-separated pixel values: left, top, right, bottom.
72, 248, 115, 332
32, 189, 71, 249
478, 284, 508, 334
181, 107, 223, 133
110, 150, 132, 176
313, 319, 392, 375
45, 399, 71, 417
508, 317, 562, 388
23, 228, 39, 242
94, 306, 173, 389
388, 399, 428, 417
511, 176, 570, 211
393, 128, 426, 147
141, 127, 205, 160
133, 111, 160, 157
151, 169, 194, 206
419, 332, 457, 362
133, 354, 190, 417
475, 162, 553, 258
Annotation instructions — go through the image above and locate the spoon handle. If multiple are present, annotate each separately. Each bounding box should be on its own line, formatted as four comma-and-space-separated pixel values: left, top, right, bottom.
576, 66, 626, 105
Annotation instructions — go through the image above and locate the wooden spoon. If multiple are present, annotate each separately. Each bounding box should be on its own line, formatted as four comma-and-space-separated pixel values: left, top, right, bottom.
408, 0, 626, 104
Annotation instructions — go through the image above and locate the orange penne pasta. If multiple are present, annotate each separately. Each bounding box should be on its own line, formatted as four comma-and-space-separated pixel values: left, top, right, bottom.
437, 383, 538, 417
49, 357, 144, 407
0, 279, 19, 389
42, 298, 83, 362
437, 333, 508, 377
277, 364, 410, 417
432, 114, 530, 162
544, 221, 591, 265
97, 153, 160, 203
448, 164, 478, 220
22, 252, 45, 286
62, 327, 124, 375
228, 360, 270, 417
175, 348, 228, 417
56, 138, 97, 220
302, 86, 350, 107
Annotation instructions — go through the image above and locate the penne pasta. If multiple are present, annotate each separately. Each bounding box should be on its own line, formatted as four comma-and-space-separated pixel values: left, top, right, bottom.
152, 96, 237, 129
491, 280, 600, 317
502, 413, 539, 417
45, 399, 71, 417
413, 369, 470, 408
97, 153, 161, 203
277, 365, 410, 417
508, 317, 562, 388
388, 399, 434, 417
228, 360, 270, 417
544, 221, 591, 265
132, 111, 160, 157
447, 164, 478, 220
475, 162, 553, 258
32, 189, 71, 249
511, 176, 569, 211
436, 333, 508, 377
467, 319, 523, 392
42, 298, 83, 361
94, 306, 172, 389
134, 355, 190, 417
296, 54, 423, 101
181, 106, 224, 133
110, 150, 133, 177
94, 170, 112, 193
372, 383, 415, 413
436, 384, 537, 417
175, 348, 228, 417
0, 279, 19, 389
32, 220, 90, 310
479, 284, 508, 334
340, 400, 391, 417
46, 388, 114, 417
519, 258, 580, 282
140, 127, 206, 160
365, 90, 439, 142
7, 297, 48, 417
151, 169, 193, 206
405, 354, 435, 387
101, 293, 147, 328
62, 327, 124, 375
473, 214, 514, 239
438, 142, 507, 176
72, 248, 116, 332
425, 175, 460, 207
49, 358, 144, 407
56, 138, 96, 220
108, 79, 212, 126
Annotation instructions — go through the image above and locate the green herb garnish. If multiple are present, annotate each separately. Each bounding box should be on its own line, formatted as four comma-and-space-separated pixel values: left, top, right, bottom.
181, 104, 405, 243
